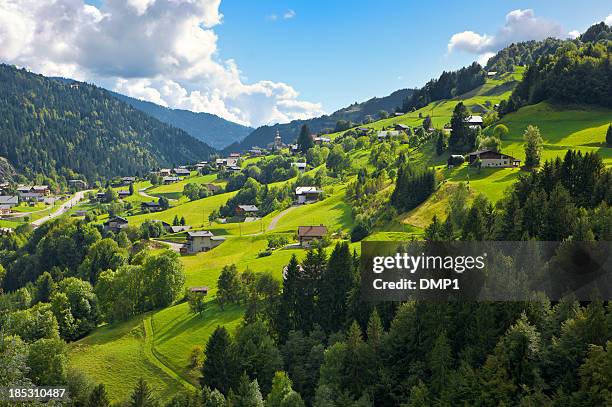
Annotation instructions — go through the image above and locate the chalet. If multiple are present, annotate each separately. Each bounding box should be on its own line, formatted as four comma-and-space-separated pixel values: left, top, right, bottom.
465, 115, 483, 127
228, 165, 242, 173
188, 286, 209, 295
291, 162, 307, 173
467, 149, 521, 168
297, 225, 328, 247
32, 186, 51, 196
377, 130, 400, 140
229, 152, 241, 158
235, 205, 259, 217
161, 222, 191, 234
204, 183, 221, 194
313, 136, 331, 145
121, 176, 136, 185
141, 201, 162, 212
68, 179, 88, 190
289, 144, 300, 154
185, 230, 225, 253
394, 124, 411, 132
248, 147, 264, 156
0, 196, 18, 214
394, 112, 404, 117
173, 168, 191, 177
17, 185, 50, 198
159, 169, 172, 176
295, 186, 323, 204
104, 216, 129, 233
487, 71, 497, 77
216, 158, 227, 169
356, 127, 371, 135
163, 176, 180, 184
118, 190, 131, 199
96, 192, 106, 201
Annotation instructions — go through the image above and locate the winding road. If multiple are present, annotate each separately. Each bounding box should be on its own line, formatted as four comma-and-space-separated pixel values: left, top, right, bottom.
31, 190, 91, 227
267, 205, 297, 231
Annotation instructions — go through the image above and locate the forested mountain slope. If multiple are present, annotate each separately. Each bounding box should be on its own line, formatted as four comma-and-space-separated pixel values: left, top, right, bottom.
225, 88, 416, 153
0, 64, 215, 181
110, 92, 253, 149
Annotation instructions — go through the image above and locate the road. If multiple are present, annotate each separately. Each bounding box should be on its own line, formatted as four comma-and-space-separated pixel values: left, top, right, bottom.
31, 190, 90, 227
266, 205, 297, 231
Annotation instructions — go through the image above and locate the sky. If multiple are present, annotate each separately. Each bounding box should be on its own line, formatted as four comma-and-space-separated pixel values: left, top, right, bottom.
0, 0, 610, 128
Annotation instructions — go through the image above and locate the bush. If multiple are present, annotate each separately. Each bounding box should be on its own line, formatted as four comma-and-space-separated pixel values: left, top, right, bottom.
257, 250, 272, 258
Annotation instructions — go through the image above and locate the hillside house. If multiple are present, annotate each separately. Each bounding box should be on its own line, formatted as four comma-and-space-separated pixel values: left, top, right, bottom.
465, 115, 483, 127
290, 144, 300, 154
313, 136, 331, 145
394, 112, 404, 117
228, 166, 242, 173
185, 230, 225, 253
248, 147, 264, 156
68, 179, 88, 190
291, 162, 307, 173
295, 186, 323, 204
121, 176, 136, 185
236, 205, 259, 217
173, 168, 191, 177
118, 190, 130, 199
161, 222, 191, 234
215, 158, 227, 169
0, 196, 18, 214
188, 286, 209, 295
204, 183, 221, 194
356, 127, 371, 135
225, 157, 239, 167
467, 149, 520, 168
96, 192, 106, 201
0, 227, 14, 235
229, 152, 241, 158
377, 130, 400, 140
297, 225, 328, 247
141, 201, 162, 212
163, 176, 180, 184
159, 169, 172, 176
394, 124, 411, 132
104, 216, 129, 233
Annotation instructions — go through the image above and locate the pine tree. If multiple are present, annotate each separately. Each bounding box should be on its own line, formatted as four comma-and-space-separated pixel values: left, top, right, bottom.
200, 326, 239, 395
449, 102, 471, 152
297, 124, 313, 153
173, 215, 180, 226
429, 331, 452, 394
435, 132, 447, 155
606, 124, 612, 147
180, 216, 186, 226
34, 272, 55, 303
277, 255, 299, 340
129, 183, 134, 195
129, 379, 159, 407
88, 384, 110, 407
318, 242, 354, 332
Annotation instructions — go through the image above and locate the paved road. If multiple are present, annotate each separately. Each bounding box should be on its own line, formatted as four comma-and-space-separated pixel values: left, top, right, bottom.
31, 190, 90, 227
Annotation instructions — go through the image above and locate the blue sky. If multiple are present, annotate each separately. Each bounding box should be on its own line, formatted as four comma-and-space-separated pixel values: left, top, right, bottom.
2, 0, 610, 126
213, 0, 611, 112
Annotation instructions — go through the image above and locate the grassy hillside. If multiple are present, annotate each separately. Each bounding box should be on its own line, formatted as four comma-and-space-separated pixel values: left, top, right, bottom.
66, 66, 612, 402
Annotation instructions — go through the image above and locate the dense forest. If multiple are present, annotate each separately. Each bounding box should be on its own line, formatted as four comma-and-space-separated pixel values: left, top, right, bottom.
0, 64, 215, 182
500, 40, 612, 114
484, 38, 565, 73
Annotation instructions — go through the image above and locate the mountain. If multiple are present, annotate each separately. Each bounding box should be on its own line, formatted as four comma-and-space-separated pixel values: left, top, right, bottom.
110, 92, 253, 149
226, 88, 416, 152
0, 64, 215, 181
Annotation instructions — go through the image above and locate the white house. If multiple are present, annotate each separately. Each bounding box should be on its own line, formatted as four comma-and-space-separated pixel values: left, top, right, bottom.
185, 231, 225, 253
467, 149, 520, 168
295, 187, 323, 204
377, 130, 400, 140
291, 162, 307, 173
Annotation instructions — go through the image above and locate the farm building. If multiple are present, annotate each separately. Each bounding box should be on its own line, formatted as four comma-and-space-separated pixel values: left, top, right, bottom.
235, 205, 259, 217
291, 162, 307, 173
295, 187, 323, 204
185, 231, 224, 253
0, 195, 18, 214
297, 225, 328, 247
68, 179, 88, 190
141, 201, 162, 211
467, 149, 520, 168
465, 115, 484, 127
104, 216, 129, 233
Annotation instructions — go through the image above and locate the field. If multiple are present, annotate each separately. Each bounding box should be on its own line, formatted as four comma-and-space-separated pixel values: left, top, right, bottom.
66, 67, 612, 402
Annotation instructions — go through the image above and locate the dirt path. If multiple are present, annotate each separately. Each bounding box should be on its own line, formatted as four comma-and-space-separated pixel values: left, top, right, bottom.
267, 206, 297, 232
143, 316, 195, 391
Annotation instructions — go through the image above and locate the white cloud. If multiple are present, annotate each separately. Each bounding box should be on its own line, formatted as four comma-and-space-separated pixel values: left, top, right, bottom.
283, 9, 296, 19
568, 30, 581, 39
448, 9, 565, 62
477, 52, 496, 66
605, 14, 612, 26
0, 0, 322, 127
